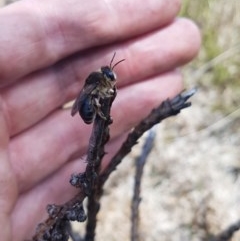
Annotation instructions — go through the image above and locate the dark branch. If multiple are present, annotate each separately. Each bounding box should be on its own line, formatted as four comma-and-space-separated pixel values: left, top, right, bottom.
85, 94, 115, 241
99, 88, 196, 186
210, 219, 240, 241
30, 192, 86, 241
29, 88, 196, 241
131, 128, 156, 241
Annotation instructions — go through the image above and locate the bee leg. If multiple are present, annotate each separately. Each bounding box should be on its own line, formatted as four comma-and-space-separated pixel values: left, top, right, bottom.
94, 97, 101, 108
96, 107, 107, 120
108, 88, 114, 96
93, 97, 107, 120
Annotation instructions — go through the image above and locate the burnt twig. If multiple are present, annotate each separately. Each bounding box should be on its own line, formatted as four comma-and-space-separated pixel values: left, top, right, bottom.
99, 88, 196, 186
30, 193, 87, 241
131, 128, 156, 241
85, 93, 116, 241
29, 88, 196, 241
209, 219, 240, 241
31, 95, 114, 241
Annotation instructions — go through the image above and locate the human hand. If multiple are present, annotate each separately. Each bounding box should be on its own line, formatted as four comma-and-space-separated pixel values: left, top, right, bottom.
0, 0, 200, 240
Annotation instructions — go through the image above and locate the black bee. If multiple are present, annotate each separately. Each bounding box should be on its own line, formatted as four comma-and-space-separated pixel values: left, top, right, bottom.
71, 53, 125, 124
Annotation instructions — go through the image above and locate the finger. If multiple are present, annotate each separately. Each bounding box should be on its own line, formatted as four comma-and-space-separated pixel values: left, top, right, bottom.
0, 0, 180, 82
10, 71, 183, 193
0, 102, 18, 241
2, 18, 201, 136
11, 134, 126, 241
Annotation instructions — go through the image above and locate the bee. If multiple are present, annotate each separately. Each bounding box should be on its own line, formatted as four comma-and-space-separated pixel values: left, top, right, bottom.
71, 53, 125, 124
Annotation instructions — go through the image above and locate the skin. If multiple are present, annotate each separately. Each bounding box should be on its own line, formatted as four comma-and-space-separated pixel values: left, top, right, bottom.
0, 0, 201, 240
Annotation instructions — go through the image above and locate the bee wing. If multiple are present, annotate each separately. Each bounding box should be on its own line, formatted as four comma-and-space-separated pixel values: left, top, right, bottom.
71, 90, 84, 116
71, 73, 100, 116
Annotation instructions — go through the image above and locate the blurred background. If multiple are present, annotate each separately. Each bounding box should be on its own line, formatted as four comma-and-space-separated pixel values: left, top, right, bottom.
1, 0, 240, 240
94, 1, 240, 241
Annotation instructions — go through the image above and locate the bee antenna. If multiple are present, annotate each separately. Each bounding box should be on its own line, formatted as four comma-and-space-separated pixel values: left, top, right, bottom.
110, 52, 116, 69
109, 52, 125, 70
112, 58, 125, 70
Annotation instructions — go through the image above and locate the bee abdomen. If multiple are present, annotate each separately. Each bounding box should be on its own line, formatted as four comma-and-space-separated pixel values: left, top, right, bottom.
79, 97, 96, 124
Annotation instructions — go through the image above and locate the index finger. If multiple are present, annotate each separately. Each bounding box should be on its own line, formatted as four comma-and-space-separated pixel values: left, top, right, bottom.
0, 0, 180, 84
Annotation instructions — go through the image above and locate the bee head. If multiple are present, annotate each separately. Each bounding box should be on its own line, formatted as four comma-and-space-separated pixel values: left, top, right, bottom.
100, 53, 125, 81
101, 66, 116, 81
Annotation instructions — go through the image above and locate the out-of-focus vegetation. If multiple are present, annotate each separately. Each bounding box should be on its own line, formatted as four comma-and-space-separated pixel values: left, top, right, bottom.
181, 0, 240, 113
